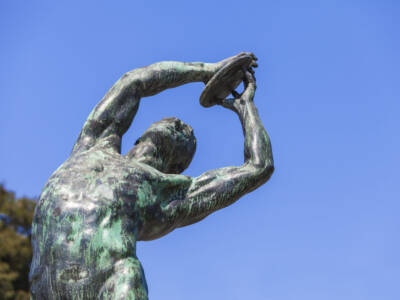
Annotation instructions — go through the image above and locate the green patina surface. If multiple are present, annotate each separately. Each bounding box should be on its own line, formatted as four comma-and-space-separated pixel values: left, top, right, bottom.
29, 53, 274, 299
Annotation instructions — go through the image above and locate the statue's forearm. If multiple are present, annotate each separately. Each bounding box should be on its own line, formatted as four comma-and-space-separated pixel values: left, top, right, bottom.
237, 101, 274, 179
169, 102, 274, 228
121, 61, 217, 98
75, 60, 219, 152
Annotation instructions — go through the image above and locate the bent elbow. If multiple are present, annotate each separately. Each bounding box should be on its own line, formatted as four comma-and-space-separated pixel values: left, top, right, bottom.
250, 161, 274, 184
260, 163, 274, 182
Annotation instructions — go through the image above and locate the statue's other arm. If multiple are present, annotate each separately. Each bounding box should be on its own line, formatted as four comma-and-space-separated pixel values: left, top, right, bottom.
164, 71, 274, 229
71, 61, 218, 153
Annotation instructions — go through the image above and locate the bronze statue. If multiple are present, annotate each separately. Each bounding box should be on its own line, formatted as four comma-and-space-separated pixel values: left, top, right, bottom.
30, 52, 274, 299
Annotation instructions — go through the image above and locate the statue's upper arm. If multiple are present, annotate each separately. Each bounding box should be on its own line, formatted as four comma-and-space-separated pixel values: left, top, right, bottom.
138, 165, 255, 239
137, 173, 192, 241
161, 166, 254, 228
71, 80, 141, 153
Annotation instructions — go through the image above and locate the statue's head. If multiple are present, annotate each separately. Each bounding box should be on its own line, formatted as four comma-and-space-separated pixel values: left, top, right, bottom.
126, 117, 196, 174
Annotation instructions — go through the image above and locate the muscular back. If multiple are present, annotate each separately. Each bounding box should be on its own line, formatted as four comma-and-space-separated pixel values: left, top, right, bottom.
29, 141, 185, 298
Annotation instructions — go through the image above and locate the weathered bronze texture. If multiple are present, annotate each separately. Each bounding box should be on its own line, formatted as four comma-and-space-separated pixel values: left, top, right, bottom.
30, 52, 274, 299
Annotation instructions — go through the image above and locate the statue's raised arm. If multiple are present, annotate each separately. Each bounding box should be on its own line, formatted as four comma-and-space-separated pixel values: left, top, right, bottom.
138, 69, 274, 240
179, 70, 274, 226
72, 53, 257, 153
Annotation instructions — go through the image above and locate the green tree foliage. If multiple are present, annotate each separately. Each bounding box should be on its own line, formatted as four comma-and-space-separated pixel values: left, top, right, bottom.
0, 185, 36, 300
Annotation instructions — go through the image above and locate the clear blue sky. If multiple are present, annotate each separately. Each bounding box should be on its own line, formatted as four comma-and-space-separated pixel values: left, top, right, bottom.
1, 1, 399, 299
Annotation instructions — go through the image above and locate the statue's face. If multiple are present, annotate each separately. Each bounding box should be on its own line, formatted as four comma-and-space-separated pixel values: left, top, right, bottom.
126, 118, 196, 174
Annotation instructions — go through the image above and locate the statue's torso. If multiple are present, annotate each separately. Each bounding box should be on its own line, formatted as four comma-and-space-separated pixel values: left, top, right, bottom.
30, 146, 164, 298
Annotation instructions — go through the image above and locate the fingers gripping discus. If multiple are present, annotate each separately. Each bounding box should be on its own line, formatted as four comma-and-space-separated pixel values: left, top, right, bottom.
200, 55, 253, 108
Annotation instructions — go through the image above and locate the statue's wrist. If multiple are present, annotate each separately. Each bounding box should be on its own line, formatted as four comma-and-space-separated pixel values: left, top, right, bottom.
201, 63, 218, 83
236, 99, 253, 117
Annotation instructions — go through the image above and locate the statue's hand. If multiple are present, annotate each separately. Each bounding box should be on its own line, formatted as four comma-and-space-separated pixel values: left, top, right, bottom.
219, 69, 256, 113
214, 52, 258, 74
